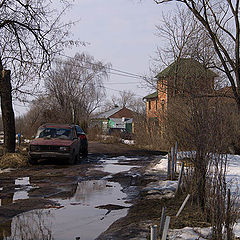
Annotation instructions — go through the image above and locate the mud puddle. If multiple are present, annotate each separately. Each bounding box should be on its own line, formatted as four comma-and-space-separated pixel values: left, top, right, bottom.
0, 156, 142, 240
0, 177, 38, 206
96, 156, 140, 175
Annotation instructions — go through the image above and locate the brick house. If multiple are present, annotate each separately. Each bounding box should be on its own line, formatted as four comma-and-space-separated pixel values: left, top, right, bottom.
143, 58, 218, 119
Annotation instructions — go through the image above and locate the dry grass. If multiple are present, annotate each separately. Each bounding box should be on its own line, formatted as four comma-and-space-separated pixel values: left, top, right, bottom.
0, 153, 29, 168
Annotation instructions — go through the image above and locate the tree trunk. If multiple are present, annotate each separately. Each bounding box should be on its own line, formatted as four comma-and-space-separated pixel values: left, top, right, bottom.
194, 151, 207, 212
0, 69, 16, 153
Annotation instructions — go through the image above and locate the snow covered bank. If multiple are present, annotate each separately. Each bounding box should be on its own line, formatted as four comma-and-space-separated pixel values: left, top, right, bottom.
146, 153, 240, 238
168, 227, 212, 240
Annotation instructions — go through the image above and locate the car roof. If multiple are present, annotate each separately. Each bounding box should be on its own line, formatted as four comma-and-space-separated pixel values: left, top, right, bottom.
39, 123, 73, 129
75, 125, 85, 133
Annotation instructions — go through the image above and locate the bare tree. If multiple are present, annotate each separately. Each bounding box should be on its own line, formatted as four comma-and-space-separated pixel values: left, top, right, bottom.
0, 0, 74, 152
102, 90, 145, 114
45, 53, 110, 124
161, 7, 217, 63
154, 0, 240, 111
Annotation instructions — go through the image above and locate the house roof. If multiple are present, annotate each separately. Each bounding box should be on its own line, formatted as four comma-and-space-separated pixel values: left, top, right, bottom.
143, 91, 158, 100
94, 106, 123, 119
156, 58, 218, 79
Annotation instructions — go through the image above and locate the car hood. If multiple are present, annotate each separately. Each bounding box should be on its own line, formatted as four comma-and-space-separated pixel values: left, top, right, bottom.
30, 138, 73, 146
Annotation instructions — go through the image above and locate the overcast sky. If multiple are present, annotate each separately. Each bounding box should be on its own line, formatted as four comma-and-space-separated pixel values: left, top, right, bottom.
14, 0, 176, 115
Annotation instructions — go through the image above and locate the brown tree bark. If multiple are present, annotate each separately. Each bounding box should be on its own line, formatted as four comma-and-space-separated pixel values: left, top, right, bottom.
0, 67, 16, 153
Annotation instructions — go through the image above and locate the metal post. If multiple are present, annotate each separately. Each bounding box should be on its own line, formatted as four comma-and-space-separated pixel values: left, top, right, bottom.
167, 152, 171, 179
176, 194, 190, 217
150, 225, 157, 240
161, 216, 170, 240
171, 146, 175, 180
226, 189, 231, 240
159, 207, 166, 237
176, 162, 184, 194
174, 141, 178, 172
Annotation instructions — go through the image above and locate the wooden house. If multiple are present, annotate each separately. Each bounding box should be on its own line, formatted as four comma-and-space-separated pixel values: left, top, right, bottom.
91, 106, 135, 133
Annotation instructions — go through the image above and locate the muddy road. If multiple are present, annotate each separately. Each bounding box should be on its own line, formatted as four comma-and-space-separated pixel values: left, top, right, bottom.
0, 142, 166, 240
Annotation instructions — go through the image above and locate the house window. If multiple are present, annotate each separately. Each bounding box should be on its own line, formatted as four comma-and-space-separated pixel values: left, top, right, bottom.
148, 100, 151, 110
161, 99, 165, 112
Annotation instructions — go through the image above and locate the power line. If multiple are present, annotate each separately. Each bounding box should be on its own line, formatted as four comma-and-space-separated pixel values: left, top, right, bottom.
53, 58, 144, 81
107, 71, 144, 80
53, 53, 152, 97
58, 53, 146, 80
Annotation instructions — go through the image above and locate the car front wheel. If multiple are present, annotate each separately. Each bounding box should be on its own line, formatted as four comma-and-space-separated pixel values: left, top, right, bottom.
68, 152, 79, 164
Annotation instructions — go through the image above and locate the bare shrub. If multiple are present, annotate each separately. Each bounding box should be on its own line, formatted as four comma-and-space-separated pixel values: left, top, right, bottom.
207, 153, 240, 240
171, 96, 240, 239
87, 126, 103, 141
134, 115, 169, 151
0, 153, 28, 168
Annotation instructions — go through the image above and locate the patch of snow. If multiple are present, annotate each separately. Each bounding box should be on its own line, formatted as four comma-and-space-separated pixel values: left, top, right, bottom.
168, 227, 212, 240
122, 139, 134, 145
233, 221, 240, 238
143, 180, 177, 200
226, 154, 240, 192
150, 155, 168, 172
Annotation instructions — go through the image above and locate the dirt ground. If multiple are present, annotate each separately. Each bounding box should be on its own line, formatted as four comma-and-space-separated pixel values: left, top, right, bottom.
0, 141, 207, 239
88, 141, 167, 157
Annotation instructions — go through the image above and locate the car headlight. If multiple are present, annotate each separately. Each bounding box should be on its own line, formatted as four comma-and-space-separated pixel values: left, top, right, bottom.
30, 145, 40, 151
59, 146, 70, 152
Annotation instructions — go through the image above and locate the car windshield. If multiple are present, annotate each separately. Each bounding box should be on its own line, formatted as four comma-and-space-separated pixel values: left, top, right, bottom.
36, 128, 72, 140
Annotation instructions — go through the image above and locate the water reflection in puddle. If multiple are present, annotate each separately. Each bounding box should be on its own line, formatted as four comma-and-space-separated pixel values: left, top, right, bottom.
0, 156, 142, 240
0, 180, 129, 240
13, 177, 34, 202
0, 177, 37, 206
97, 156, 140, 174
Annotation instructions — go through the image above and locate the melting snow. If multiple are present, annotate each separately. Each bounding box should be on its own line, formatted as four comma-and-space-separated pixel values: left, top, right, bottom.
148, 153, 240, 239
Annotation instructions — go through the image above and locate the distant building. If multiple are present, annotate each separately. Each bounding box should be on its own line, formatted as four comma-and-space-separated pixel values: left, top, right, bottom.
143, 58, 217, 120
91, 106, 135, 133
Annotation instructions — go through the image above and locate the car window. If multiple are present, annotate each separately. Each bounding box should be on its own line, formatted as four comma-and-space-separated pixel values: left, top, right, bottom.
36, 128, 72, 139
75, 126, 84, 133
